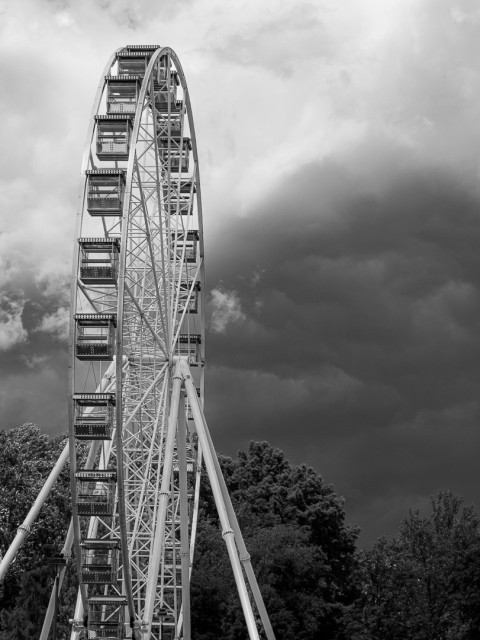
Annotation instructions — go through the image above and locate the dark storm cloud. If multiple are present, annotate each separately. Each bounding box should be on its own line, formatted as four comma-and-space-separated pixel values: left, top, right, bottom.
205, 145, 480, 543
3, 0, 480, 544
0, 278, 69, 434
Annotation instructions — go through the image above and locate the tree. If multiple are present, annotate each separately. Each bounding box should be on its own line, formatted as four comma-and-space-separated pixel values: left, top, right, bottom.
449, 533, 480, 638
346, 491, 480, 640
191, 441, 359, 639
0, 433, 359, 639
0, 424, 72, 637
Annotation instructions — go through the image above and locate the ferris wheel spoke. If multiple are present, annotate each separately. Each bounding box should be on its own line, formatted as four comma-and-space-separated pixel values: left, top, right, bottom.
143, 359, 182, 637
176, 398, 191, 639
76, 280, 103, 313
133, 156, 169, 341
122, 363, 167, 427
149, 73, 172, 349
125, 280, 168, 360
135, 137, 156, 164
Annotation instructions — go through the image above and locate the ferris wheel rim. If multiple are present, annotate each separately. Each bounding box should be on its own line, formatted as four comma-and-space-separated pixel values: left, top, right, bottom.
68, 45, 206, 633
115, 46, 206, 622
67, 48, 121, 610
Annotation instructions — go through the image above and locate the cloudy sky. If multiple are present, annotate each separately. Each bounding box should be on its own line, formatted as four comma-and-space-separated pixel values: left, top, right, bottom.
2, 0, 480, 544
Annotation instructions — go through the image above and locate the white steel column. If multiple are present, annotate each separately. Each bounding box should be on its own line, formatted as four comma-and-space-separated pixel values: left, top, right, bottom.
202, 416, 276, 640
177, 393, 191, 640
0, 442, 69, 581
182, 361, 261, 640
38, 521, 74, 640
142, 360, 182, 637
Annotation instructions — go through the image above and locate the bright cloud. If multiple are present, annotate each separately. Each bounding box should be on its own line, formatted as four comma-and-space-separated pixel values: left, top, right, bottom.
36, 307, 70, 342
210, 288, 246, 333
0, 295, 27, 351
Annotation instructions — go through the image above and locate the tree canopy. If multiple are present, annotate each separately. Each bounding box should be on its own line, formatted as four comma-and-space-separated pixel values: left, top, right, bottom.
191, 441, 359, 639
0, 424, 72, 638
2, 426, 480, 640
346, 491, 480, 640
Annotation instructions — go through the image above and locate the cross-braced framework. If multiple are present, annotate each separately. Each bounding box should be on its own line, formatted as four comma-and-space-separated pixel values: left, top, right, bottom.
0, 46, 275, 640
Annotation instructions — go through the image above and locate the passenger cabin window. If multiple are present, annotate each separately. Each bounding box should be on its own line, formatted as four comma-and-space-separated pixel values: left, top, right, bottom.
164, 197, 191, 215
107, 79, 139, 114
76, 470, 116, 516
170, 231, 198, 262
178, 334, 201, 364
73, 393, 115, 440
118, 57, 149, 76
155, 89, 177, 106
154, 72, 178, 105
75, 314, 116, 361
157, 65, 168, 82
78, 238, 120, 286
155, 99, 184, 113
95, 117, 132, 160
163, 180, 195, 215
86, 171, 125, 216
156, 114, 182, 136
178, 282, 200, 314
157, 137, 192, 173
87, 596, 127, 636
80, 540, 119, 585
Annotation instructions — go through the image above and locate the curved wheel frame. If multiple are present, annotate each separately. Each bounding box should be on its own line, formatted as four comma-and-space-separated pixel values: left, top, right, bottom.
68, 46, 205, 637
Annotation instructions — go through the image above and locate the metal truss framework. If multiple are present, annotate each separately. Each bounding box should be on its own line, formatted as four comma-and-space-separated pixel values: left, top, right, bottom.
0, 46, 276, 640
67, 45, 206, 639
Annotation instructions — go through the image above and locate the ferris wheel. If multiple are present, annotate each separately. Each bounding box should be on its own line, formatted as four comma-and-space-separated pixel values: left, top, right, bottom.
0, 45, 274, 640
0, 46, 276, 640
66, 44, 206, 639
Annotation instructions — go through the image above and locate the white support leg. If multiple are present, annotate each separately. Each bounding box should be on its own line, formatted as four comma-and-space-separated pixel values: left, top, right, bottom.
202, 416, 276, 640
182, 362, 260, 640
39, 564, 68, 640
38, 519, 76, 640
142, 360, 183, 637
177, 394, 191, 640
0, 442, 70, 582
